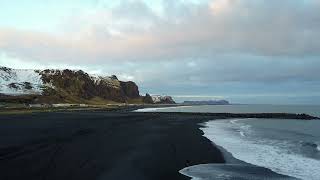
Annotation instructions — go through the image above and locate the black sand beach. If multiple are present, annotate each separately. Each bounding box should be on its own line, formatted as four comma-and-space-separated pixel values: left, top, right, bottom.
0, 111, 315, 180
0, 111, 226, 180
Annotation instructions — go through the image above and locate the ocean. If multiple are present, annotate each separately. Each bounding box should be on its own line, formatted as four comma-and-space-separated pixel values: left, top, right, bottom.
136, 105, 320, 180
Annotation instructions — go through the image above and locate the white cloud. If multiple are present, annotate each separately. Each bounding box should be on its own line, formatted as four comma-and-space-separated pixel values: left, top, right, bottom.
209, 0, 232, 14
119, 74, 135, 81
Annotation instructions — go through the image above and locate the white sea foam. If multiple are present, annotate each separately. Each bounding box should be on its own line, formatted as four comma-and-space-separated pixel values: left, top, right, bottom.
239, 130, 246, 137
230, 119, 240, 124
134, 106, 192, 112
201, 120, 320, 180
180, 164, 294, 180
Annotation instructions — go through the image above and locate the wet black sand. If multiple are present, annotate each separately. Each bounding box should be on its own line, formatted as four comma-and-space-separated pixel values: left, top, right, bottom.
0, 111, 315, 180
0, 112, 226, 180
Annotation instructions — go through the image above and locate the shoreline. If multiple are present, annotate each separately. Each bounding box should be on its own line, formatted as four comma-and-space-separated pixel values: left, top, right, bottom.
0, 104, 182, 114
1, 105, 318, 120
196, 118, 320, 180
1, 104, 319, 120
187, 122, 296, 180
0, 111, 316, 180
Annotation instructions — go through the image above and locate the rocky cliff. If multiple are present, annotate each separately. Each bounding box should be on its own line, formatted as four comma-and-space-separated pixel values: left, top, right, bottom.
0, 67, 142, 104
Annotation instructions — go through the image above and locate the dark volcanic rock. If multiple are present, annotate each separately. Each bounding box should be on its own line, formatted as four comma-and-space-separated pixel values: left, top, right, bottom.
120, 81, 140, 98
0, 66, 12, 73
110, 75, 118, 80
23, 82, 33, 90
41, 69, 97, 99
142, 93, 154, 104
8, 83, 19, 89
39, 69, 139, 103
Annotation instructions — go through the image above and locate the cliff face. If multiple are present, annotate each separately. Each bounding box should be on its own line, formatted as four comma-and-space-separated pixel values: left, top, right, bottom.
39, 69, 140, 103
120, 81, 140, 99
0, 67, 140, 104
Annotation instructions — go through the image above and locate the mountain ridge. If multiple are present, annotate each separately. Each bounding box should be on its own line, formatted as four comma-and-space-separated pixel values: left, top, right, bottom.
0, 66, 175, 105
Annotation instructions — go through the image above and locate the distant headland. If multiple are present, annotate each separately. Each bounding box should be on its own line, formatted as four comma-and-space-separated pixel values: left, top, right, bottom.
182, 100, 230, 105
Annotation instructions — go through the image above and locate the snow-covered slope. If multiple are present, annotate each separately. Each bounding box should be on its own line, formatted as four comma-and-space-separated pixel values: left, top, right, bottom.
0, 67, 43, 95
90, 74, 121, 89
0, 67, 123, 96
151, 95, 176, 104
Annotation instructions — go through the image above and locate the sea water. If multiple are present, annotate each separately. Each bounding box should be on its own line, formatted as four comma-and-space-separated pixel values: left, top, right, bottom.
135, 104, 320, 117
136, 105, 320, 180
197, 119, 320, 180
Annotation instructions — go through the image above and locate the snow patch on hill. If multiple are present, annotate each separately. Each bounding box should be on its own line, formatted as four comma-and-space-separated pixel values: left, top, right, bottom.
0, 67, 43, 95
151, 95, 175, 104
90, 74, 121, 89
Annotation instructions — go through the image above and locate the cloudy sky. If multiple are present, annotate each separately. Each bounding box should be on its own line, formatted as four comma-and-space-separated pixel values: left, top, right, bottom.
1, 0, 320, 104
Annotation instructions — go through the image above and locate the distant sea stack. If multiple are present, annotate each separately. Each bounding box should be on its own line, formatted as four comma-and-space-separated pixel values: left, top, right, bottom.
0, 66, 171, 104
183, 100, 230, 105
142, 93, 154, 104
151, 95, 176, 104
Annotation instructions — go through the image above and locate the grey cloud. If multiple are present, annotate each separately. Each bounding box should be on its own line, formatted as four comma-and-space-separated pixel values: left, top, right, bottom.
1, 0, 320, 103
1, 0, 320, 63
81, 55, 319, 85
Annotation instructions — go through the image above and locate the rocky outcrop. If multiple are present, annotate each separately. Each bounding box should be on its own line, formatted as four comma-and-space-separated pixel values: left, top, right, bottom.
151, 95, 176, 104
39, 69, 140, 103
142, 93, 154, 104
120, 81, 140, 99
